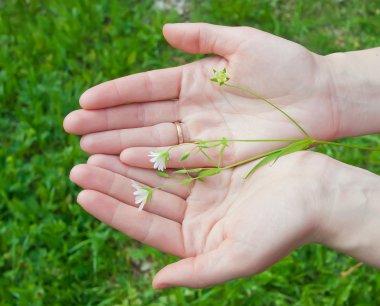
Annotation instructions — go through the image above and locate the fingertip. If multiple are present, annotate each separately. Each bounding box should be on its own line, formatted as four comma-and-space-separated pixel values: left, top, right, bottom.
69, 164, 83, 181
162, 23, 187, 47
152, 270, 171, 290
119, 148, 139, 165
163, 22, 177, 34
119, 149, 130, 163
62, 114, 71, 132
87, 154, 104, 165
162, 23, 171, 31
120, 147, 154, 169
87, 154, 124, 174
76, 189, 87, 205
79, 137, 86, 151
76, 189, 95, 211
80, 135, 100, 154
69, 164, 92, 184
80, 81, 118, 110
79, 86, 100, 110
63, 111, 81, 134
79, 89, 91, 108
152, 281, 170, 290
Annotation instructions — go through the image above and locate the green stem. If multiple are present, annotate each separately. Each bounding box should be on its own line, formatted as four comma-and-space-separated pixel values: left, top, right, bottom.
153, 146, 307, 191
221, 147, 284, 170
153, 180, 191, 190
198, 147, 218, 166
225, 83, 311, 138
218, 144, 227, 167
315, 140, 380, 151
198, 138, 302, 143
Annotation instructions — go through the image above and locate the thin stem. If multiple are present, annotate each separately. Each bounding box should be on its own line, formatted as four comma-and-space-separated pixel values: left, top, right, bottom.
225, 83, 311, 138
218, 144, 227, 167
178, 145, 201, 183
153, 180, 192, 190
221, 148, 284, 170
315, 140, 380, 151
198, 147, 218, 166
197, 138, 302, 143
153, 147, 303, 191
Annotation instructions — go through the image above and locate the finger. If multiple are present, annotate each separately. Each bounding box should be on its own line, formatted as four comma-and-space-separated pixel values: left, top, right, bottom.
63, 100, 180, 135
70, 164, 187, 223
79, 66, 183, 110
153, 239, 252, 288
163, 23, 246, 57
87, 154, 191, 199
120, 144, 232, 169
77, 190, 185, 257
79, 122, 189, 155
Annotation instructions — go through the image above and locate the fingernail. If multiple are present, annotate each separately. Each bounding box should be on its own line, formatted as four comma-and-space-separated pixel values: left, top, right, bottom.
154, 282, 170, 290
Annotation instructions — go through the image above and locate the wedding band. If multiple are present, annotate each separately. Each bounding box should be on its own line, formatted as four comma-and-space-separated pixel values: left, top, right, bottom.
174, 121, 184, 144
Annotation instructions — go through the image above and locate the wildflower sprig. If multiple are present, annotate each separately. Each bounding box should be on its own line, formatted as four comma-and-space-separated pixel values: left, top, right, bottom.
210, 68, 230, 86
131, 68, 380, 210
131, 180, 154, 211
149, 150, 170, 171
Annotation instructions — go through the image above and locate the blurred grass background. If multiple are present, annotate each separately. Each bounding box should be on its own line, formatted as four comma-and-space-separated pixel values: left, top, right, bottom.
1, 0, 380, 305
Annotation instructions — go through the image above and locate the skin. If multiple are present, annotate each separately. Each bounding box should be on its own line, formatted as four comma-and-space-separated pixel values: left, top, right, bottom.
64, 24, 380, 168
70, 152, 380, 289
64, 23, 380, 288
64, 23, 340, 168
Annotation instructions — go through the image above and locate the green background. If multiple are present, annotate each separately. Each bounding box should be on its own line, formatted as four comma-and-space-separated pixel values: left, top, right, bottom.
1, 0, 380, 305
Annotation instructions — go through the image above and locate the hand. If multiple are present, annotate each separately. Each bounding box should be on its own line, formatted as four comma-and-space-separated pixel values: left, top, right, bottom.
64, 23, 339, 169
69, 151, 380, 288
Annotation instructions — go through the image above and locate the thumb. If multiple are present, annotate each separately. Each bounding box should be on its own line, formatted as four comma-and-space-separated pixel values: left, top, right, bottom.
152, 240, 253, 289
163, 22, 245, 57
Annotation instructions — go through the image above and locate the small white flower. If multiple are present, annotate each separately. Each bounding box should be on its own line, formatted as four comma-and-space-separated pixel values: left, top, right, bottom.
131, 180, 153, 211
148, 150, 170, 171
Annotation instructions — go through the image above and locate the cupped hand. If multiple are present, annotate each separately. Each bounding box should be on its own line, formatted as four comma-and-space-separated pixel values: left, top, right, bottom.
70, 151, 337, 288
64, 23, 338, 169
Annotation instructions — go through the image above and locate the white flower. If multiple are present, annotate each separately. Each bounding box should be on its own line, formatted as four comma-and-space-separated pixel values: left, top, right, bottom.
131, 180, 153, 211
148, 150, 170, 171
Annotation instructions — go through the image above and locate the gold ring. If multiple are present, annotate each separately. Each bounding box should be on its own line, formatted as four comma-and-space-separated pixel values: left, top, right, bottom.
174, 122, 184, 144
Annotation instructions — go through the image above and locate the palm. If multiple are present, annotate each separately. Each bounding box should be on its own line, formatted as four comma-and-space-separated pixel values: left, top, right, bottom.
70, 151, 326, 288
169, 45, 333, 164
180, 161, 309, 259
64, 24, 336, 168
178, 152, 322, 278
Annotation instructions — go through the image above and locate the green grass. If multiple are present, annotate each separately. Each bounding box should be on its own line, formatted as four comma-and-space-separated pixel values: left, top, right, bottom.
1, 0, 380, 305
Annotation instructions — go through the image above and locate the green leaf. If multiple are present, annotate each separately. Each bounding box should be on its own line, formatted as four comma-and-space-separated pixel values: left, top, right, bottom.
156, 170, 169, 178
195, 140, 210, 148
180, 178, 193, 184
273, 138, 313, 163
179, 152, 190, 161
244, 151, 282, 179
196, 168, 221, 179
244, 139, 313, 179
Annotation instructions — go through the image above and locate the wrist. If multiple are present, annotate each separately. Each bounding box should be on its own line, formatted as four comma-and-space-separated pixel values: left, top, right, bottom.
324, 48, 380, 138
315, 160, 380, 268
